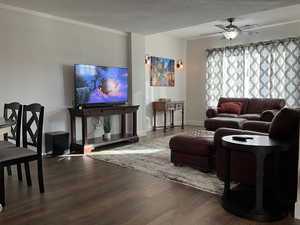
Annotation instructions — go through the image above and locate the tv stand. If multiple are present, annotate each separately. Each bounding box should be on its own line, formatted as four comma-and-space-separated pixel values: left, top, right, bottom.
68, 105, 139, 154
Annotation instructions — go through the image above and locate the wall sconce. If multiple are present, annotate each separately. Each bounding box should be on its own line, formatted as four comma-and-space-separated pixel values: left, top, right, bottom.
176, 59, 184, 70
145, 55, 151, 65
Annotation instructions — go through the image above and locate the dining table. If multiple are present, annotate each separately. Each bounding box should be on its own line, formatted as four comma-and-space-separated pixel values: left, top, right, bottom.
0, 118, 15, 136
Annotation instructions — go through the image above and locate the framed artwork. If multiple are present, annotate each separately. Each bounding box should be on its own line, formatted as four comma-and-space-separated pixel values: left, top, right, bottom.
150, 56, 175, 86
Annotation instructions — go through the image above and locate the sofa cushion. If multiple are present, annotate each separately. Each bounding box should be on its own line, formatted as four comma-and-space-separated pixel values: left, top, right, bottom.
238, 113, 261, 121
218, 102, 243, 114
205, 117, 247, 131
247, 98, 285, 114
217, 113, 238, 118
242, 121, 271, 133
269, 108, 300, 140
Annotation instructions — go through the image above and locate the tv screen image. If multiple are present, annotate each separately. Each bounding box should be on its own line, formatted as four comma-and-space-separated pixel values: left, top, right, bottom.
75, 64, 128, 105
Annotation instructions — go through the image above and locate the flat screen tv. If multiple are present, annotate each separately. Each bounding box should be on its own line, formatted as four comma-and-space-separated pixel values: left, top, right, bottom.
74, 64, 128, 106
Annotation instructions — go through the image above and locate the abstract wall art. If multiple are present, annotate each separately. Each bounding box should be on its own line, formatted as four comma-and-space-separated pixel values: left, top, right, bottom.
150, 56, 175, 86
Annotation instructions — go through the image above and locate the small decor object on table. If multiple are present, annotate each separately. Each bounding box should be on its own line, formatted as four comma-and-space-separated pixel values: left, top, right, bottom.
221, 134, 290, 222
158, 98, 171, 102
103, 116, 111, 140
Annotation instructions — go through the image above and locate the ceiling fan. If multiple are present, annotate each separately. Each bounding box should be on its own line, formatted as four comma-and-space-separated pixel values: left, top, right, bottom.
215, 18, 258, 40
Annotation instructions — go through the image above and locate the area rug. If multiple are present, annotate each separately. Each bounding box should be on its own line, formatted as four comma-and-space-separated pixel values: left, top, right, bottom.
87, 133, 224, 195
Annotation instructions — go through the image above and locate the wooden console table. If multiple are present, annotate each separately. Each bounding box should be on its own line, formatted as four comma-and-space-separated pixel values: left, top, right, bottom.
152, 101, 184, 132
68, 105, 139, 154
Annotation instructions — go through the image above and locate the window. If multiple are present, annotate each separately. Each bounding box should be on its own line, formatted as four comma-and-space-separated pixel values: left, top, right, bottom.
206, 38, 300, 107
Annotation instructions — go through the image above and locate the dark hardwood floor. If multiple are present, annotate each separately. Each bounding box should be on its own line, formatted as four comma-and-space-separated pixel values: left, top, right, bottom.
0, 126, 299, 225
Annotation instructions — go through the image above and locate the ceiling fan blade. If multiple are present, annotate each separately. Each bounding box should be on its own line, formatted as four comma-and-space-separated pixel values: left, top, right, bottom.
215, 24, 227, 30
239, 24, 258, 31
204, 31, 224, 37
241, 31, 259, 36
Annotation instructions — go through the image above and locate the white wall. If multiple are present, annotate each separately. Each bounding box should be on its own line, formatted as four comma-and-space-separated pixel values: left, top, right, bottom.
0, 6, 129, 144
145, 34, 187, 130
0, 5, 188, 147
129, 33, 147, 135
186, 21, 300, 125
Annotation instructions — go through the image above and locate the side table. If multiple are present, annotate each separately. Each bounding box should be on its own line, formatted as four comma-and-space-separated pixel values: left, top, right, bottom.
222, 135, 289, 222
152, 101, 184, 132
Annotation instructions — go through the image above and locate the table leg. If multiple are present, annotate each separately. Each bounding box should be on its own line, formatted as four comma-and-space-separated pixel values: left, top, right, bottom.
121, 114, 126, 138
272, 150, 281, 207
82, 116, 88, 145
70, 112, 76, 145
164, 111, 167, 133
224, 148, 231, 200
133, 111, 137, 136
254, 151, 267, 214
0, 166, 5, 208
153, 109, 157, 131
170, 110, 174, 128
181, 106, 184, 129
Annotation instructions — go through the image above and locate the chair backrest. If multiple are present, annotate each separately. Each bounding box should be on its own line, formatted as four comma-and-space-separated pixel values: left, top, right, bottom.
269, 107, 300, 204
22, 103, 44, 155
269, 107, 300, 140
3, 102, 22, 147
247, 98, 286, 114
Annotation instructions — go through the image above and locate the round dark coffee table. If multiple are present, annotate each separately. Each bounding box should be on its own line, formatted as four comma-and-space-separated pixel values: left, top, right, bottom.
221, 135, 290, 222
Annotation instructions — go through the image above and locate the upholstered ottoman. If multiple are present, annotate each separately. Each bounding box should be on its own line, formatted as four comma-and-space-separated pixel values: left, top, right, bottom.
169, 132, 215, 172
204, 117, 247, 131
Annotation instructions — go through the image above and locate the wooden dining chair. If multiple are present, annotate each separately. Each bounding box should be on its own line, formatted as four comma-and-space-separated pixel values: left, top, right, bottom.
0, 103, 45, 208
0, 102, 22, 178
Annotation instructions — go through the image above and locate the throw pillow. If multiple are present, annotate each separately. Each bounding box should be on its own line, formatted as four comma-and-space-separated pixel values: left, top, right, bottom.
218, 102, 243, 115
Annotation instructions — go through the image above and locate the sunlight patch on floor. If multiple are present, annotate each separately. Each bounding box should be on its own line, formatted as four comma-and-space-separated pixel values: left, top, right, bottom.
88, 148, 164, 155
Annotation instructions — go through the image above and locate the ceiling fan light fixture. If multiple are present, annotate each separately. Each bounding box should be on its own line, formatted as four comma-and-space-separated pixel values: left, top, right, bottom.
223, 28, 239, 40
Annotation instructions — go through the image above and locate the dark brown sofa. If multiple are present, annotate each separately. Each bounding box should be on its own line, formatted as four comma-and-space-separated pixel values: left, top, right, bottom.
206, 97, 285, 122
214, 108, 300, 210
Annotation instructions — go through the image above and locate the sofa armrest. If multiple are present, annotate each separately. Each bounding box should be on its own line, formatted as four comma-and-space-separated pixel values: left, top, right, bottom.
214, 128, 267, 149
206, 108, 218, 118
242, 121, 271, 133
261, 109, 280, 122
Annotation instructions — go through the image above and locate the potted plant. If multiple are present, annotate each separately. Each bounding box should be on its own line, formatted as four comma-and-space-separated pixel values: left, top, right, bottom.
103, 116, 111, 140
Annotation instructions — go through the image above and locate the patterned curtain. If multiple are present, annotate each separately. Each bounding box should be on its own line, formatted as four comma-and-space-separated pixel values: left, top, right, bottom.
206, 37, 300, 107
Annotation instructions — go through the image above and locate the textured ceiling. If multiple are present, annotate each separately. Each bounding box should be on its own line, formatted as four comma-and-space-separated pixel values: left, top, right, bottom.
163, 4, 300, 39
0, 0, 299, 34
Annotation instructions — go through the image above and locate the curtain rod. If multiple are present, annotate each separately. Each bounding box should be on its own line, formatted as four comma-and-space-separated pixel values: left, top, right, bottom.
206, 36, 300, 52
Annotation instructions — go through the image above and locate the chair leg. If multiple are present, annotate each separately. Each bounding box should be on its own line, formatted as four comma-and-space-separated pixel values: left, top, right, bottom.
17, 163, 22, 181
37, 158, 44, 193
24, 162, 32, 186
6, 166, 12, 176
0, 166, 5, 208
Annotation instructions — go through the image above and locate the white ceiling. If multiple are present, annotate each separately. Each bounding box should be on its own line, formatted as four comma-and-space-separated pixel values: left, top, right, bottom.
0, 0, 299, 34
163, 4, 300, 40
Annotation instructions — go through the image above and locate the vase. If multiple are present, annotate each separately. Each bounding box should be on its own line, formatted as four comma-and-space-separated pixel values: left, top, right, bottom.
103, 132, 111, 140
